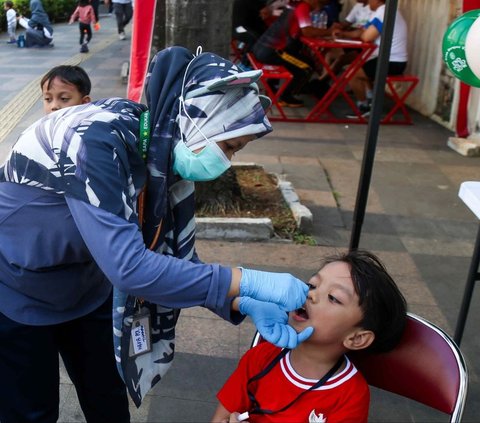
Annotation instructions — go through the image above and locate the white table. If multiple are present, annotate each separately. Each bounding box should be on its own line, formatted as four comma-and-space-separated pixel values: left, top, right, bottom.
455, 181, 480, 345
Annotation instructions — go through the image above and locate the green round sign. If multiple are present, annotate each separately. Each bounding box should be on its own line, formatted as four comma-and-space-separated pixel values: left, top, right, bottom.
442, 10, 480, 87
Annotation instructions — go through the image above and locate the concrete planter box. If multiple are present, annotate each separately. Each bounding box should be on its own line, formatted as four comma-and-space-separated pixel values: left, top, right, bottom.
196, 163, 312, 241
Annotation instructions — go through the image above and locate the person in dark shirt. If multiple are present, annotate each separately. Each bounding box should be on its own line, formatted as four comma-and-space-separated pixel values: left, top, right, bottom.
252, 0, 333, 107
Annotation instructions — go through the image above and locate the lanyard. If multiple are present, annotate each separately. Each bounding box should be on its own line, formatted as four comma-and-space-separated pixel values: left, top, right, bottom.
247, 349, 344, 416
138, 110, 151, 162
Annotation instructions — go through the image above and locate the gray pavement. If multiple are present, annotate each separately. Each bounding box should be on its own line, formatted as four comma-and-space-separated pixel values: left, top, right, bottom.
1, 8, 480, 422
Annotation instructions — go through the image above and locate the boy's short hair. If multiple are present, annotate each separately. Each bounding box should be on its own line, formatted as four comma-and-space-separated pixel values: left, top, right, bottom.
40, 65, 91, 97
322, 249, 407, 353
5, 1, 14, 8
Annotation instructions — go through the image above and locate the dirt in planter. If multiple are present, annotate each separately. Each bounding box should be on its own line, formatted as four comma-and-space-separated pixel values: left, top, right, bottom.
195, 165, 298, 240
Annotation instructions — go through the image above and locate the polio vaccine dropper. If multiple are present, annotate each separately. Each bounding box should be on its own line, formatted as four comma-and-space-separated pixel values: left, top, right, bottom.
442, 10, 480, 87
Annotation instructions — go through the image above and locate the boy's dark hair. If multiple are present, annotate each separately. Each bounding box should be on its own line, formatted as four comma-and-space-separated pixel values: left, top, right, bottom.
78, 0, 90, 6
40, 65, 91, 97
322, 249, 407, 353
5, 1, 14, 8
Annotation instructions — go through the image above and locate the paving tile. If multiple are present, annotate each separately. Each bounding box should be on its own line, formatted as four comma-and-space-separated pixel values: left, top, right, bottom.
401, 236, 475, 257
175, 313, 241, 359
352, 146, 436, 164
439, 163, 480, 188
296, 188, 338, 208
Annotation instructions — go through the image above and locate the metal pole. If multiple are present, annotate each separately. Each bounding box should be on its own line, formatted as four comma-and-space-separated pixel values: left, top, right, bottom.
454, 224, 480, 345
349, 0, 398, 250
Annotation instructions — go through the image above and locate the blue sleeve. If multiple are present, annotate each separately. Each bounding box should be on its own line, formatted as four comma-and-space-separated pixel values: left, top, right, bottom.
65, 196, 243, 322
369, 17, 383, 33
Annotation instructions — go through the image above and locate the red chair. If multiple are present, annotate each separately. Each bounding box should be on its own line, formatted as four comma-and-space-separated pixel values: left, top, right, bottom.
382, 74, 419, 124
251, 313, 468, 422
246, 52, 293, 121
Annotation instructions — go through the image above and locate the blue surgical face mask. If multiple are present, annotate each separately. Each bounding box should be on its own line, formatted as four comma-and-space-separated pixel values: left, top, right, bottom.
172, 139, 231, 181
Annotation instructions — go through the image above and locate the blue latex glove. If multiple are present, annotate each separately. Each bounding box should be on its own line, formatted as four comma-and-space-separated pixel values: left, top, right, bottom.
239, 268, 309, 311
239, 297, 314, 349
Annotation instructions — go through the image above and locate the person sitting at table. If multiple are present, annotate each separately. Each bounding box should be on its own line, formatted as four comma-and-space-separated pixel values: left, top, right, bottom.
252, 0, 334, 107
318, 0, 372, 80
333, 0, 408, 118
334, 0, 371, 31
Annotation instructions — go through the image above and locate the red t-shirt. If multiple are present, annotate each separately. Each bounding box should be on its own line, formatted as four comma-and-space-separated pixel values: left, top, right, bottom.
294, 1, 313, 35
217, 342, 369, 423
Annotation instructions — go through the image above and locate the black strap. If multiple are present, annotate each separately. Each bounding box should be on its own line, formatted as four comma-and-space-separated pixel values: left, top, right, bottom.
247, 349, 344, 416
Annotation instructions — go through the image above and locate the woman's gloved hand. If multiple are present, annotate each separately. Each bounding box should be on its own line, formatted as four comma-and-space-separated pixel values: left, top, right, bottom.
239, 268, 309, 311
239, 297, 314, 349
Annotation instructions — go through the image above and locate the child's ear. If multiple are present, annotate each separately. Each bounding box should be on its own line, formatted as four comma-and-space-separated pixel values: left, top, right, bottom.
343, 329, 375, 351
82, 95, 91, 104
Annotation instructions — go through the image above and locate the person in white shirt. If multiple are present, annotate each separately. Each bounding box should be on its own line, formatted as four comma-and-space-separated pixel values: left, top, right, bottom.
318, 0, 373, 80
339, 0, 372, 30
333, 0, 408, 117
4, 1, 17, 44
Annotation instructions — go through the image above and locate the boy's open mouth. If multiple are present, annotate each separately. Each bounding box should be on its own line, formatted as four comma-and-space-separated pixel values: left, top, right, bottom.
294, 306, 309, 320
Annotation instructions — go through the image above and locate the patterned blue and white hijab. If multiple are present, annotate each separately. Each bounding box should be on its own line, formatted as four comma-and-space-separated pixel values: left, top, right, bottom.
142, 46, 272, 257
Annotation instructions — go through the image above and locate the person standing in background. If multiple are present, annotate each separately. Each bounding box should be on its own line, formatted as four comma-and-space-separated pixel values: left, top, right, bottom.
112, 0, 133, 40
4, 1, 17, 44
69, 0, 98, 53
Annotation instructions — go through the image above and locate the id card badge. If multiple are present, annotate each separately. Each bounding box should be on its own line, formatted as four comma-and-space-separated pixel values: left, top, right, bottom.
129, 312, 152, 358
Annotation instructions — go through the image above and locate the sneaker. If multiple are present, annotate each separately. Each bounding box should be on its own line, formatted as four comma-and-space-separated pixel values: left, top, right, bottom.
80, 43, 89, 53
6, 39, 16, 44
346, 103, 370, 119
279, 95, 304, 108
119, 32, 126, 40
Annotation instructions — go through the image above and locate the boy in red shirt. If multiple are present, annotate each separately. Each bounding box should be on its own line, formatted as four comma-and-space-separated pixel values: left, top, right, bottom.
212, 250, 407, 422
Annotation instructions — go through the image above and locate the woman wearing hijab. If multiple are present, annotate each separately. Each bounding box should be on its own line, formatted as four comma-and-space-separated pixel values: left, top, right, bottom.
17, 0, 54, 47
0, 46, 313, 422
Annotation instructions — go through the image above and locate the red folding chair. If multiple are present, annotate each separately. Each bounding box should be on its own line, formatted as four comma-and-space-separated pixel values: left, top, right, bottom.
246, 52, 293, 121
252, 313, 468, 422
381, 75, 419, 124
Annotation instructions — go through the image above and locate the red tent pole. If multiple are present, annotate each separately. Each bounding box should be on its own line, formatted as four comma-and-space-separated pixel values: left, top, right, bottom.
127, 0, 157, 102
